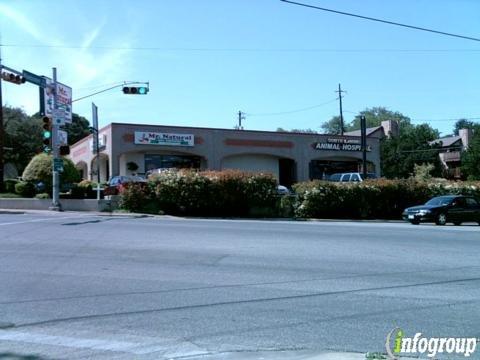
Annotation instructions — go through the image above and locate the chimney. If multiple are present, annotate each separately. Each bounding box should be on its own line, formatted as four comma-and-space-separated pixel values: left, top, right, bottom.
459, 128, 473, 149
381, 120, 399, 138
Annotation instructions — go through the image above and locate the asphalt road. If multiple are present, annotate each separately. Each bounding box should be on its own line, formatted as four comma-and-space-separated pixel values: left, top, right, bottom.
0, 211, 479, 359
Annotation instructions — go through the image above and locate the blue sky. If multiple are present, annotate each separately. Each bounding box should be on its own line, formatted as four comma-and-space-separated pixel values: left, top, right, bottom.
0, 0, 479, 135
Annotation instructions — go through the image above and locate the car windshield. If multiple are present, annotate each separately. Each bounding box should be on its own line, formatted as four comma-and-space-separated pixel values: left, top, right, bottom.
425, 197, 455, 206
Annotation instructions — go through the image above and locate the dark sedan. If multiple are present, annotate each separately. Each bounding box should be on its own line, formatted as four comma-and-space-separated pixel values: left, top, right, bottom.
402, 195, 480, 226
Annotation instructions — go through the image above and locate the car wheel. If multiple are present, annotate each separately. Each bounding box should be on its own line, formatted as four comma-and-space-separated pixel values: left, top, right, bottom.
410, 220, 420, 225
453, 221, 462, 226
435, 213, 447, 226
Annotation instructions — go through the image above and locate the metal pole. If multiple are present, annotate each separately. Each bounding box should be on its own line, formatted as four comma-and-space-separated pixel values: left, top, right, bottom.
92, 103, 100, 200
50, 67, 62, 211
0, 56, 4, 192
360, 115, 368, 179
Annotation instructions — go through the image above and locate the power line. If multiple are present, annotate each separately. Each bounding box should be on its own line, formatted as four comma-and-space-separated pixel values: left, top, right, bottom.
246, 98, 337, 117
1, 43, 479, 53
280, 0, 480, 43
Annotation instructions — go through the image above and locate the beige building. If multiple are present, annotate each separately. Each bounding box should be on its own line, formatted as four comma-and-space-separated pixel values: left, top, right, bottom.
69, 122, 388, 185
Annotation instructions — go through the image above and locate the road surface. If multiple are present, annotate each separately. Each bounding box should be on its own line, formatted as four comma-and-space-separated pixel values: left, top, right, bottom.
0, 211, 479, 359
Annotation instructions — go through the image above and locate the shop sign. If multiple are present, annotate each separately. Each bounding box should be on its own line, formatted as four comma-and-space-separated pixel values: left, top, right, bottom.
314, 138, 371, 151
135, 131, 194, 147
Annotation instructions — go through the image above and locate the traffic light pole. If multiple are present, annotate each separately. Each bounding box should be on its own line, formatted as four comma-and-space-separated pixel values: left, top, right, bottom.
49, 67, 61, 211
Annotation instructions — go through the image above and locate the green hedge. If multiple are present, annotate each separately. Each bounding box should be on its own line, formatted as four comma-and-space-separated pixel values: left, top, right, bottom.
14, 181, 36, 198
120, 170, 278, 217
293, 179, 480, 219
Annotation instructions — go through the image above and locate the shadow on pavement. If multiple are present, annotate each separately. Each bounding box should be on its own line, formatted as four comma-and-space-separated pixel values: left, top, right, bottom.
0, 353, 51, 360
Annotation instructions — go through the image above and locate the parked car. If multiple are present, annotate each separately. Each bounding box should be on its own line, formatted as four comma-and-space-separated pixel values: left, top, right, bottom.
277, 185, 291, 195
328, 172, 377, 182
402, 195, 480, 225
104, 175, 147, 196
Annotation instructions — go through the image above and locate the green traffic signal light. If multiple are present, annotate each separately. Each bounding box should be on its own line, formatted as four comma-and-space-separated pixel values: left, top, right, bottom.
122, 86, 149, 95
43, 130, 51, 139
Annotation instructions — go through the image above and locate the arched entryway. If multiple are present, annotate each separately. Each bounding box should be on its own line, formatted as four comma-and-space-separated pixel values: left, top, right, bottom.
90, 154, 110, 182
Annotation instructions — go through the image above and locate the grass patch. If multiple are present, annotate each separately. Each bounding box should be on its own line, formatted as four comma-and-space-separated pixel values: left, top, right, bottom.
0, 193, 22, 199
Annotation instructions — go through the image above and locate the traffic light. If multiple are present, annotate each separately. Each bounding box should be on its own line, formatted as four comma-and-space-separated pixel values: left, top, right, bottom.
122, 86, 149, 95
59, 145, 70, 156
42, 116, 52, 153
1, 71, 26, 84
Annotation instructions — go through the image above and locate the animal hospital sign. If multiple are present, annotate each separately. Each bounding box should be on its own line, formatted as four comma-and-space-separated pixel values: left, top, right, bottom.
314, 138, 371, 152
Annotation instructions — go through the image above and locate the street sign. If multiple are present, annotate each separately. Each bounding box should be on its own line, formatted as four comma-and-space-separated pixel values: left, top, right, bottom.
53, 108, 66, 125
58, 130, 68, 146
41, 77, 72, 123
53, 158, 64, 173
22, 70, 47, 87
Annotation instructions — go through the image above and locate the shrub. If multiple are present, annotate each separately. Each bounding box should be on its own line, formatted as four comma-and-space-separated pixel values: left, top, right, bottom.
293, 179, 480, 219
15, 181, 36, 198
120, 169, 278, 217
4, 179, 19, 193
22, 154, 80, 193
35, 193, 50, 199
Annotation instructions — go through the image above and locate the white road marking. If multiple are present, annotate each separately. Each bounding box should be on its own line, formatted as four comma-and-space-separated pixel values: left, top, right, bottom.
0, 215, 98, 227
0, 330, 207, 355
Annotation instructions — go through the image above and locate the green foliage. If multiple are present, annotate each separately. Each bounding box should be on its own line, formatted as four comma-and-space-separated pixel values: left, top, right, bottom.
35, 193, 50, 199
14, 181, 36, 198
453, 119, 480, 136
413, 163, 435, 181
3, 106, 43, 173
276, 128, 319, 134
4, 179, 19, 193
347, 107, 412, 131
64, 113, 91, 145
126, 161, 139, 172
381, 123, 442, 178
293, 179, 480, 219
22, 154, 80, 192
120, 170, 278, 217
320, 115, 343, 134
0, 192, 22, 198
461, 131, 480, 180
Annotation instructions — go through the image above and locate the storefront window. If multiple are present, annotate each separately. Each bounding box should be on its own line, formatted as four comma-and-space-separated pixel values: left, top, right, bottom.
145, 154, 201, 172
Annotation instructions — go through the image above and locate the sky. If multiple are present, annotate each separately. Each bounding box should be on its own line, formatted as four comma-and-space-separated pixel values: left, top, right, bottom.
0, 0, 479, 136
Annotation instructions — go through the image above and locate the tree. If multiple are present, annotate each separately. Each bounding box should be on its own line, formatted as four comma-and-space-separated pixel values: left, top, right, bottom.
321, 116, 343, 134
3, 106, 43, 174
64, 113, 91, 145
461, 131, 480, 180
380, 123, 442, 179
453, 119, 480, 136
347, 107, 411, 131
276, 128, 318, 134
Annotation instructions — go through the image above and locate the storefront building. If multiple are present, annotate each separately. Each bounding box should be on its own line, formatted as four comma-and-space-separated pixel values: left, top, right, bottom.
69, 122, 389, 185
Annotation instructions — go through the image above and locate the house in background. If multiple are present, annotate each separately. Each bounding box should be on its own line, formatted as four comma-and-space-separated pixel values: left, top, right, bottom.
430, 128, 473, 179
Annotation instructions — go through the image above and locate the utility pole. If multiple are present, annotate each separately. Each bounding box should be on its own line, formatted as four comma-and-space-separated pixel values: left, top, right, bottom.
335, 83, 345, 135
49, 67, 61, 211
360, 115, 368, 180
237, 111, 245, 130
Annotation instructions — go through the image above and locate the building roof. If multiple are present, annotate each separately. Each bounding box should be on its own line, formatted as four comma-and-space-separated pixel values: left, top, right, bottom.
429, 135, 462, 148
343, 126, 384, 137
